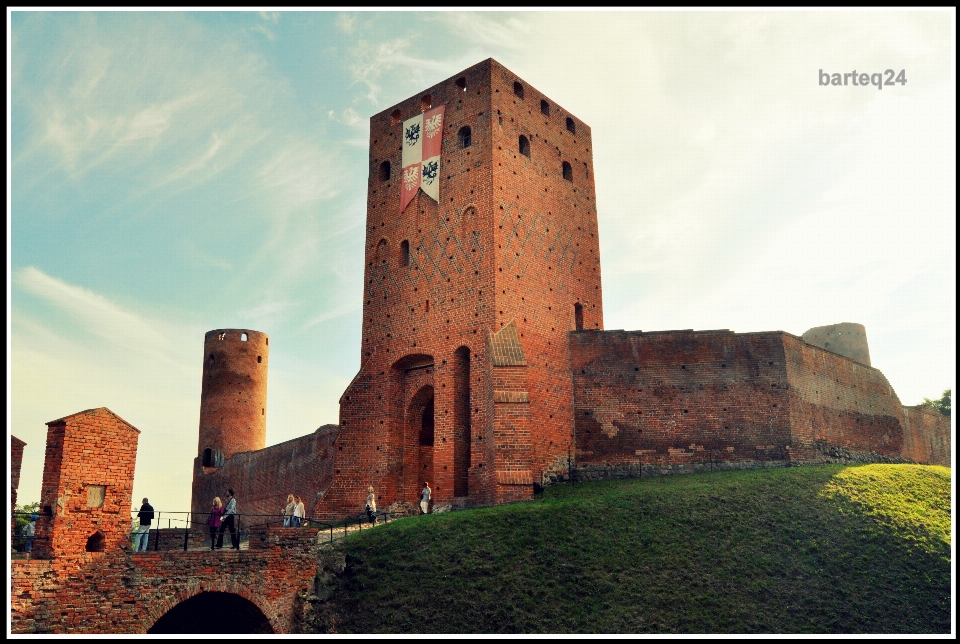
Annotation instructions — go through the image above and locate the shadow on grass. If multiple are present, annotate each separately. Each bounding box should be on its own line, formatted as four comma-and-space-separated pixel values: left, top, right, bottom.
327, 465, 951, 634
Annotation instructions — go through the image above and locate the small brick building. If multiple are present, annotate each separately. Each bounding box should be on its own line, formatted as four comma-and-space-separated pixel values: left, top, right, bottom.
11, 408, 319, 634
190, 58, 951, 524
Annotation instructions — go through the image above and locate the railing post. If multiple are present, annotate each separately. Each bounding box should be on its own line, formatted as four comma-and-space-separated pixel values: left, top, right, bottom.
183, 526, 189, 552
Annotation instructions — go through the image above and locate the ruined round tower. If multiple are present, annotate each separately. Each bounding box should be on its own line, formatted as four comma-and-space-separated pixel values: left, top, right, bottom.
197, 329, 269, 467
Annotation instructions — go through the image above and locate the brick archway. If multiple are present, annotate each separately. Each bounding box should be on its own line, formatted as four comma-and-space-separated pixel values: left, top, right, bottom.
407, 385, 435, 500
141, 578, 284, 634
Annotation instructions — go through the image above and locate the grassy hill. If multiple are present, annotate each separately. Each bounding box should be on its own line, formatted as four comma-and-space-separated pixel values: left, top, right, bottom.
322, 464, 952, 634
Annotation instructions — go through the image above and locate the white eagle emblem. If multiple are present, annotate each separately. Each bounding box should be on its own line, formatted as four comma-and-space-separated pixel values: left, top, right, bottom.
403, 166, 420, 191
424, 114, 442, 138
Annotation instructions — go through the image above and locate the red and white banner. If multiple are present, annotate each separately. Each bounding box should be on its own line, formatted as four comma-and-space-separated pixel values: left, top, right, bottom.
400, 105, 445, 213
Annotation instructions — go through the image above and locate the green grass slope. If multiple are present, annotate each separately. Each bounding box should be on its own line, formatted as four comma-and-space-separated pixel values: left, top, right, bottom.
327, 464, 952, 634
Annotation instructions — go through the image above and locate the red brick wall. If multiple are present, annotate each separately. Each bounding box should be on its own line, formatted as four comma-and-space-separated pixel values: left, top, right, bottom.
11, 435, 26, 522
782, 333, 905, 461
10, 529, 318, 634
571, 330, 792, 477
34, 408, 140, 559
317, 58, 603, 519
902, 405, 951, 467
198, 329, 269, 461
191, 424, 338, 524
489, 59, 603, 494
570, 329, 945, 479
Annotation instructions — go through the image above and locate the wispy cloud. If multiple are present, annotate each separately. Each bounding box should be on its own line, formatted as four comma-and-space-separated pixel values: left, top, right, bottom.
303, 301, 361, 330
15, 267, 173, 360
349, 38, 410, 105
259, 140, 341, 208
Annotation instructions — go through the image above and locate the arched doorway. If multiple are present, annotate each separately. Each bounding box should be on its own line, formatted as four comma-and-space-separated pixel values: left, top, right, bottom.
408, 385, 435, 497
148, 592, 273, 634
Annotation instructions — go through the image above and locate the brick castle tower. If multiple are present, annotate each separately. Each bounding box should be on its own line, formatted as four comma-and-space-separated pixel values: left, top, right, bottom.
196, 329, 270, 463
191, 329, 269, 514
315, 59, 603, 518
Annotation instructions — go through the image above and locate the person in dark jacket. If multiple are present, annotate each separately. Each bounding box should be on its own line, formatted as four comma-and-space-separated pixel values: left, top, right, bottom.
217, 489, 239, 550
136, 498, 155, 552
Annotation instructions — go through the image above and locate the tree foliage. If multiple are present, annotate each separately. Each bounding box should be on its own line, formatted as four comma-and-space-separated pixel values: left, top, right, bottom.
918, 389, 951, 417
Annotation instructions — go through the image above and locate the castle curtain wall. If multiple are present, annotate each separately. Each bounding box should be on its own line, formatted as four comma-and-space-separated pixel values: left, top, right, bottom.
901, 405, 952, 467
570, 330, 792, 478
782, 334, 905, 461
191, 426, 338, 524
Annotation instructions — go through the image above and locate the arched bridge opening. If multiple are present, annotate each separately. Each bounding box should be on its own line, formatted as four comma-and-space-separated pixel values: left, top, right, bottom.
148, 591, 274, 634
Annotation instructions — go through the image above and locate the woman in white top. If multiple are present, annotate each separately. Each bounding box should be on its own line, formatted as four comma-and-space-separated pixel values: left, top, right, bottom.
365, 486, 377, 525
293, 495, 305, 527
283, 494, 296, 528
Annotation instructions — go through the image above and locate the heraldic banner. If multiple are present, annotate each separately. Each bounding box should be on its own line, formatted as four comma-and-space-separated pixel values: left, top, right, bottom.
401, 105, 445, 213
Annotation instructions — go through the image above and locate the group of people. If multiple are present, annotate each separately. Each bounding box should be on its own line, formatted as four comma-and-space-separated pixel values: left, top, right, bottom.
282, 494, 307, 527
362, 480, 431, 526
205, 489, 239, 550
128, 481, 436, 554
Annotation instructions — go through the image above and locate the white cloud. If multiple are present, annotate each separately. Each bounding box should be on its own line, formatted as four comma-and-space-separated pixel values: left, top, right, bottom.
259, 140, 341, 208
303, 301, 361, 330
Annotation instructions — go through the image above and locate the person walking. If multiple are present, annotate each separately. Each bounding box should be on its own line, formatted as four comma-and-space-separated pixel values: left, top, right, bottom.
136, 498, 155, 552
282, 494, 296, 528
20, 514, 38, 554
365, 486, 377, 525
420, 482, 431, 515
207, 497, 224, 550
218, 489, 239, 550
293, 495, 305, 528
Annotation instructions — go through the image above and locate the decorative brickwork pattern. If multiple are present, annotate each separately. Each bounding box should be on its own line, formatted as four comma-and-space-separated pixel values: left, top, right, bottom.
315, 58, 603, 519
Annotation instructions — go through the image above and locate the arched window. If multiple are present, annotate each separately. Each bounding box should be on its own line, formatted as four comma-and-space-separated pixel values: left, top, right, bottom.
574, 303, 584, 331
456, 77, 466, 91
218, 332, 225, 341
421, 94, 432, 111
379, 160, 391, 181
562, 161, 573, 181
400, 240, 410, 267
513, 81, 524, 99
202, 448, 213, 467
541, 100, 550, 116
390, 109, 402, 126
420, 399, 435, 446
519, 135, 530, 158
566, 117, 576, 134
458, 126, 472, 149
240, 333, 248, 342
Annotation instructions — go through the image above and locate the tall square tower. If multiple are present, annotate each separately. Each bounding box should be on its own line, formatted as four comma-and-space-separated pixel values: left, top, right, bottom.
316, 59, 602, 518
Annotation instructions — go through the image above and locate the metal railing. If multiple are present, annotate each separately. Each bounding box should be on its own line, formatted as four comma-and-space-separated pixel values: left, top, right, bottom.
11, 507, 416, 556
125, 509, 408, 552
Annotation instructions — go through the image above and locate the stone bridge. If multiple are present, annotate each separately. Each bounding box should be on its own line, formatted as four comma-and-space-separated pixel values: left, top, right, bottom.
11, 527, 321, 634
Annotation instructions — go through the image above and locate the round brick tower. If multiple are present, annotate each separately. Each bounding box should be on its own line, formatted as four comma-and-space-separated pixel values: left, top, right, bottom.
197, 329, 269, 466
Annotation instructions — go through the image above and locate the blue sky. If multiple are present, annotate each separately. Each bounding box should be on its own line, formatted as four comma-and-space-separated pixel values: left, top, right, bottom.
9, 10, 956, 514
